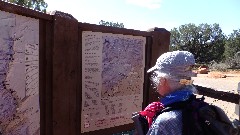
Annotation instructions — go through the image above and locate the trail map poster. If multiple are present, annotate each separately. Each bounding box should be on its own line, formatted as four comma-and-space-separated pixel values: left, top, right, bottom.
81, 31, 145, 133
0, 10, 39, 135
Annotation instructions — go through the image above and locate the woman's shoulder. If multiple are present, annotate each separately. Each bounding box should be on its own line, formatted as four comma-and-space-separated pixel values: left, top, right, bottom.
154, 109, 182, 124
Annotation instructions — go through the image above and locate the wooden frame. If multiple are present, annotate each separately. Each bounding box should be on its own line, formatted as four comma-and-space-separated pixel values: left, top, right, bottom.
39, 19, 54, 135
78, 23, 150, 135
5, 1, 239, 134
195, 85, 239, 104
0, 1, 52, 135
0, 1, 52, 20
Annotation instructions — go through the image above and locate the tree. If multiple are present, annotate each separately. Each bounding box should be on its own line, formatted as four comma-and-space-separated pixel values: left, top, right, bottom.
170, 23, 226, 63
5, 0, 48, 13
224, 29, 240, 68
224, 29, 240, 59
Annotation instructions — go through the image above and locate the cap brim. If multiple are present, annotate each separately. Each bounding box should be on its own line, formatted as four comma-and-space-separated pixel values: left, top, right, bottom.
147, 66, 157, 73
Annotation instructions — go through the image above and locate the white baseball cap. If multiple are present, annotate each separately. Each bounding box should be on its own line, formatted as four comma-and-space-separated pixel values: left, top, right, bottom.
147, 51, 196, 79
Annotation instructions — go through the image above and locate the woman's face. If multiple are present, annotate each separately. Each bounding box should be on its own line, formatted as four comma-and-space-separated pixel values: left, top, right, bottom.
157, 77, 171, 96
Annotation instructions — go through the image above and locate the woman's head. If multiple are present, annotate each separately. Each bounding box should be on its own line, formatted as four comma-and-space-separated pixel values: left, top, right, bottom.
148, 51, 196, 96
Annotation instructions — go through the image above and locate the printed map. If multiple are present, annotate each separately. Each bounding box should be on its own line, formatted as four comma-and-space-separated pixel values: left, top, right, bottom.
102, 35, 144, 97
0, 10, 39, 135
82, 31, 145, 133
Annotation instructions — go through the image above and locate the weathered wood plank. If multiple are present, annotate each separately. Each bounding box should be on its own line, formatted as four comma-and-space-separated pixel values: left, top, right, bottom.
79, 22, 151, 37
195, 85, 240, 104
52, 11, 78, 135
0, 1, 52, 20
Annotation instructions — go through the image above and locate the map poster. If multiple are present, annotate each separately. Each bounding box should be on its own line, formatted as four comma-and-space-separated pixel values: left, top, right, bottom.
0, 10, 39, 134
81, 31, 146, 133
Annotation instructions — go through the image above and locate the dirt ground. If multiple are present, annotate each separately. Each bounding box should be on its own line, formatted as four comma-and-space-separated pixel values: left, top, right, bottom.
192, 71, 240, 121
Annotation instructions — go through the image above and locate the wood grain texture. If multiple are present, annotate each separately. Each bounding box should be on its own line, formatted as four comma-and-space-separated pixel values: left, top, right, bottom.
147, 28, 171, 103
52, 11, 78, 135
195, 85, 239, 104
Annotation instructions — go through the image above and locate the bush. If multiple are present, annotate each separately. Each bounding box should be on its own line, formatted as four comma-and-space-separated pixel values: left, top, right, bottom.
208, 61, 229, 71
225, 56, 240, 69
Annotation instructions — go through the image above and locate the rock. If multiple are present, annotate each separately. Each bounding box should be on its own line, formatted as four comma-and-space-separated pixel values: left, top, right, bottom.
197, 65, 209, 74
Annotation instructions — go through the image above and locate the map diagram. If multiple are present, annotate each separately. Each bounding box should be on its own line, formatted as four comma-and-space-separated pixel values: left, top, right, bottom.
0, 10, 39, 135
82, 31, 145, 133
102, 35, 144, 97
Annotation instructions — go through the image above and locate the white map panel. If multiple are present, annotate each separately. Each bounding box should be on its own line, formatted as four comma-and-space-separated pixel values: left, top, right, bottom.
0, 10, 39, 135
82, 31, 145, 133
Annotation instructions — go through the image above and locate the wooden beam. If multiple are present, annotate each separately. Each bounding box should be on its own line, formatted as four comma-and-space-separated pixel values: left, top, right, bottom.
194, 85, 240, 104
52, 11, 78, 135
0, 1, 52, 21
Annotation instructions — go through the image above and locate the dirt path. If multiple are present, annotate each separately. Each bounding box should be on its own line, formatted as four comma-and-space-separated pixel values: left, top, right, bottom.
192, 74, 239, 93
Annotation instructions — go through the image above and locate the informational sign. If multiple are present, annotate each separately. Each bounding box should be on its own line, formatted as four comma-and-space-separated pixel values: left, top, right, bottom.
81, 31, 146, 133
0, 10, 39, 135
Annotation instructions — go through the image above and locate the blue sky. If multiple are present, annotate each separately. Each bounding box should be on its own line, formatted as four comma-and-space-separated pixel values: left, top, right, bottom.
45, 0, 240, 35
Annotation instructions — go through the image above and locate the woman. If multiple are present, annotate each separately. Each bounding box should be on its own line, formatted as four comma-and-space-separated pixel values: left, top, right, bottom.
139, 51, 237, 135
144, 51, 197, 135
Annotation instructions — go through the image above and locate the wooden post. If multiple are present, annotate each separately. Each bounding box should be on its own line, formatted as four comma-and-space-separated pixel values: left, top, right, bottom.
238, 82, 240, 120
52, 11, 79, 135
147, 27, 171, 104
39, 18, 54, 135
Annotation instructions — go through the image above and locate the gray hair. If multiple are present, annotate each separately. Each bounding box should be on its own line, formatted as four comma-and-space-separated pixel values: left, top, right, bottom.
150, 70, 197, 93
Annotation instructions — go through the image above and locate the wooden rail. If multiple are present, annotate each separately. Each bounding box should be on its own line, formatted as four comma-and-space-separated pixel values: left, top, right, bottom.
194, 85, 240, 104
